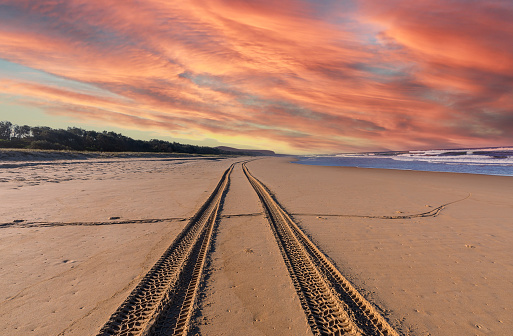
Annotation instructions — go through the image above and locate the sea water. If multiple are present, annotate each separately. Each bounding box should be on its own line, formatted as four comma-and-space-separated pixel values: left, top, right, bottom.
295, 147, 513, 177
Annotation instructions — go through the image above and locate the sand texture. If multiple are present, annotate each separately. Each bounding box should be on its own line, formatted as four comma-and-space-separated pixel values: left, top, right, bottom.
192, 163, 313, 336
246, 158, 513, 335
1, 153, 512, 335
0, 154, 239, 335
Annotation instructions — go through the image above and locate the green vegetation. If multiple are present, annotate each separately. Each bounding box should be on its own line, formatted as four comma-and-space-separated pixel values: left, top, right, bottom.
0, 121, 224, 155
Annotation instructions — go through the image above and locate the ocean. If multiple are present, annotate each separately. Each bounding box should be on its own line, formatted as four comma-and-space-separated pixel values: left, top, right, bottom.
295, 147, 513, 177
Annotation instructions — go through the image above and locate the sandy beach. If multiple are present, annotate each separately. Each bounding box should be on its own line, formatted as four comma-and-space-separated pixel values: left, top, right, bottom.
1, 153, 512, 335
0, 152, 240, 335
245, 158, 513, 335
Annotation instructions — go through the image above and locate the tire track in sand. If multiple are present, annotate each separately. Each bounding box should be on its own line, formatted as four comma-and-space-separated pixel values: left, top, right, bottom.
97, 163, 233, 336
243, 162, 399, 336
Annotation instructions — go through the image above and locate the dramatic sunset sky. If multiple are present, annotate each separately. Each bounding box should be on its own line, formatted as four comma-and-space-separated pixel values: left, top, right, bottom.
1, 1, 512, 153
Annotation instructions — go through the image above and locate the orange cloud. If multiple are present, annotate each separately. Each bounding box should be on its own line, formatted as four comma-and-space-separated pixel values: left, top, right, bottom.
0, 0, 512, 153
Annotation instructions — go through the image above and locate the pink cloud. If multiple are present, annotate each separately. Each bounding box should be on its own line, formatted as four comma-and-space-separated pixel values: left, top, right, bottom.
0, 0, 511, 153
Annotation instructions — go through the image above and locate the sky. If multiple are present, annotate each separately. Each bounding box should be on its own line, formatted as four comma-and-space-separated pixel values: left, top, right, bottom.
0, 0, 512, 154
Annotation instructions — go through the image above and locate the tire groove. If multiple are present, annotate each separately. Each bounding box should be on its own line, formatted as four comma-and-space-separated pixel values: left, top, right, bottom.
97, 163, 234, 336
243, 162, 399, 336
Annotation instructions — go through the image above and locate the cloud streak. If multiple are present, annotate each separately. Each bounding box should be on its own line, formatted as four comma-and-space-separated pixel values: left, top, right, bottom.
0, 0, 512, 153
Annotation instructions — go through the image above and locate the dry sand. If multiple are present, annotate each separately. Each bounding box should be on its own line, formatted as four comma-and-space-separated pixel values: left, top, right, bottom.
1, 153, 512, 335
246, 158, 513, 336
191, 163, 313, 336
0, 152, 239, 335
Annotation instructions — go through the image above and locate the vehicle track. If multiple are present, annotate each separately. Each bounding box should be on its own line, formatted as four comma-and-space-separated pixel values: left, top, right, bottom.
0, 218, 188, 229
242, 162, 399, 336
0, 213, 264, 229
292, 193, 471, 220
97, 163, 233, 336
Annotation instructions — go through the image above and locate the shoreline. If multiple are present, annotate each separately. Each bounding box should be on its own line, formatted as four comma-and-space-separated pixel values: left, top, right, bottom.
293, 155, 513, 177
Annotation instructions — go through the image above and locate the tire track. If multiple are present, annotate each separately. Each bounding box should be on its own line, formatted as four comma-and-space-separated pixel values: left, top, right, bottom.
97, 163, 233, 336
1, 213, 263, 229
0, 218, 188, 229
292, 193, 470, 220
243, 162, 399, 336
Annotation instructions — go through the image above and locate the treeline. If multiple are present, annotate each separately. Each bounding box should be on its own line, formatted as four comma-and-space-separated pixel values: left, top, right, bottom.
0, 121, 224, 155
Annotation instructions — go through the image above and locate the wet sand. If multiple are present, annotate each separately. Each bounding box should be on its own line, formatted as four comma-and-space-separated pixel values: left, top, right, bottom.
1, 153, 512, 335
0, 153, 239, 335
246, 158, 513, 335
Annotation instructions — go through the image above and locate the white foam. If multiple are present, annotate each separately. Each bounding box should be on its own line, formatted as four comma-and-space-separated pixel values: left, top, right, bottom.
314, 147, 513, 166
391, 147, 513, 165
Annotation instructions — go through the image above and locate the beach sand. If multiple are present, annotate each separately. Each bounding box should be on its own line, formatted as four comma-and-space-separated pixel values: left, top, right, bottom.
191, 163, 313, 336
0, 153, 240, 335
1, 153, 512, 335
245, 158, 513, 335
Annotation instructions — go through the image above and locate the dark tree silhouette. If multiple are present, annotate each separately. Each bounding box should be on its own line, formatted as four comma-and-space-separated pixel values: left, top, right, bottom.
0, 121, 12, 140
0, 121, 228, 155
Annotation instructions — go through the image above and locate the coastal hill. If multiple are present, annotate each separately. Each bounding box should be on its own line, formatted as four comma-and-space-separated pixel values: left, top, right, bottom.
216, 146, 275, 156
